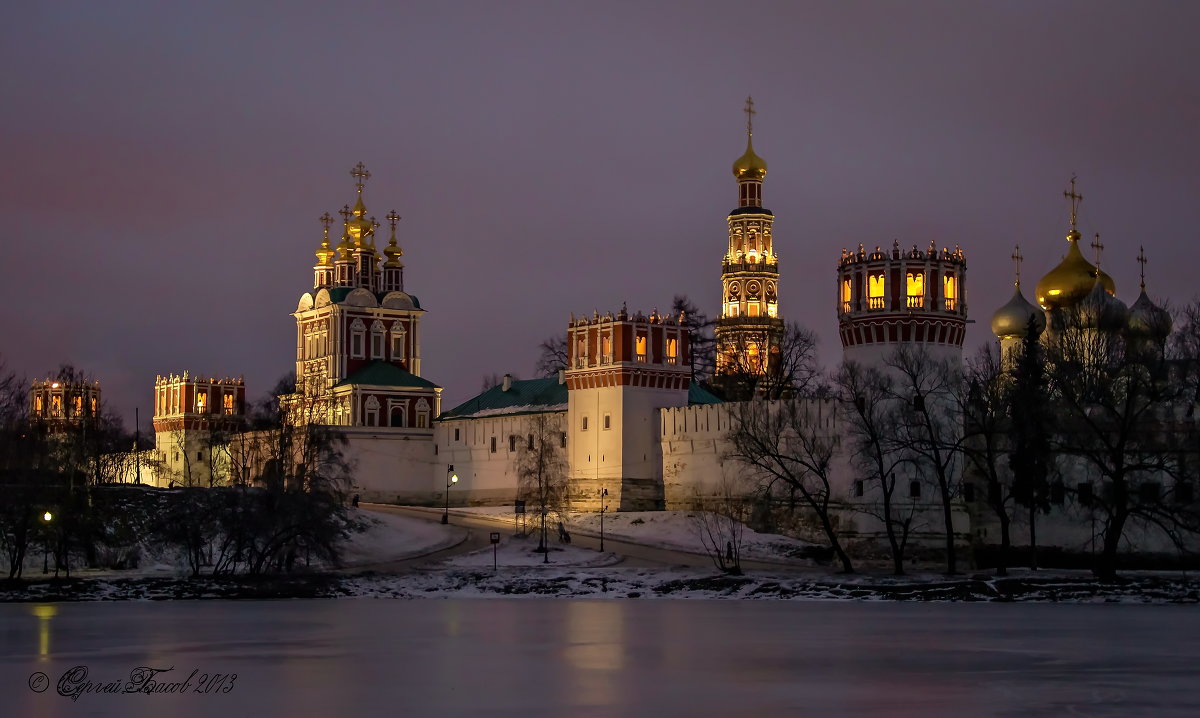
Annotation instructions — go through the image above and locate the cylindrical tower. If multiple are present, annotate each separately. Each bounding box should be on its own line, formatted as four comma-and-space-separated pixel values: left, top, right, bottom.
837, 239, 968, 368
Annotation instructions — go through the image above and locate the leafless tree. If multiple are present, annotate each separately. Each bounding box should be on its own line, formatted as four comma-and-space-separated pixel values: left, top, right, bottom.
535, 335, 569, 378
726, 396, 854, 572
715, 322, 819, 401
514, 412, 569, 556
885, 346, 966, 574
835, 361, 917, 575
690, 475, 749, 574
672, 295, 716, 383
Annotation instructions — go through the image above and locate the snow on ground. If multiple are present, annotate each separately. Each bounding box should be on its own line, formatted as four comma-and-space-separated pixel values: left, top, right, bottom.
334, 509, 466, 568
446, 507, 819, 563
436, 533, 619, 569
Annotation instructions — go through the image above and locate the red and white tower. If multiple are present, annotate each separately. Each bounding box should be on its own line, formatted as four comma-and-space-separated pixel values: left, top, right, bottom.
837, 239, 968, 367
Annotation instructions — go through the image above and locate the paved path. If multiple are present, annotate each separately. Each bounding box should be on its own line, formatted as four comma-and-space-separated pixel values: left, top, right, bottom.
362, 504, 823, 574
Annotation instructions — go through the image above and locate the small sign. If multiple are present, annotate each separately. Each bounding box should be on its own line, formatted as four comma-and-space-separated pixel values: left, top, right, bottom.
490, 532, 500, 544
514, 500, 525, 515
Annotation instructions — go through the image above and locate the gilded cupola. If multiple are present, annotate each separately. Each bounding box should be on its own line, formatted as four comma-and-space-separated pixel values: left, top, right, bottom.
732, 96, 767, 181
1034, 178, 1115, 310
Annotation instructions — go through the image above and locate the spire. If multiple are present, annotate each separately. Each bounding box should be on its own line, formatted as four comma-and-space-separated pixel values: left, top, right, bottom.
383, 209, 404, 267
1091, 232, 1104, 271
1011, 245, 1023, 287
1138, 245, 1147, 291
350, 161, 371, 217
1064, 174, 1083, 234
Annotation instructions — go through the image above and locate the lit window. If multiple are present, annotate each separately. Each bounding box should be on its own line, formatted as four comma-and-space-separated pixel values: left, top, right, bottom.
906, 272, 924, 309
72, 396, 82, 415
34, 395, 43, 415
90, 397, 97, 415
223, 393, 235, 415
51, 395, 62, 416
944, 275, 958, 311
196, 392, 207, 413
635, 336, 647, 362
747, 303, 760, 317
602, 335, 612, 363
666, 338, 678, 365
841, 279, 852, 313
868, 274, 886, 310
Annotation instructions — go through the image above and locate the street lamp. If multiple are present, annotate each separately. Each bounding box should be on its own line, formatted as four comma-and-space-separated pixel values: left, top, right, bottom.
42, 511, 53, 574
442, 465, 458, 524
598, 488, 608, 552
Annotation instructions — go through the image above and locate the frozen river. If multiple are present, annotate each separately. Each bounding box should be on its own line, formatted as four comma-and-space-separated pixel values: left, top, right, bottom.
2, 599, 1197, 717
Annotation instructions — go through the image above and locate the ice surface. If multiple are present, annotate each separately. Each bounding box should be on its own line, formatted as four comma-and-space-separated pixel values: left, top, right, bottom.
3, 600, 1198, 717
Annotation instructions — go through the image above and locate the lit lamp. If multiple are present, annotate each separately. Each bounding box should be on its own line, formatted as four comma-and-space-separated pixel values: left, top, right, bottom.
42, 511, 53, 574
442, 465, 458, 524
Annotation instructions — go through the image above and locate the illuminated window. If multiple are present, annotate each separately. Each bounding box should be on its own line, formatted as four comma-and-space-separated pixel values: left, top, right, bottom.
576, 337, 587, 368
666, 338, 678, 365
90, 397, 97, 415
223, 393, 235, 415
72, 395, 82, 416
196, 392, 207, 413
51, 395, 62, 416
943, 275, 958, 311
841, 279, 852, 313
747, 303, 760, 317
602, 334, 612, 363
906, 272, 924, 309
747, 342, 761, 372
868, 274, 886, 310
635, 336, 647, 362
34, 395, 43, 415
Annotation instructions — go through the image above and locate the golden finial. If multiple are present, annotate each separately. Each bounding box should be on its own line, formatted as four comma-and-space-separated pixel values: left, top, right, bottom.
350, 162, 371, 194
1011, 245, 1023, 287
386, 210, 400, 239
338, 205, 352, 224
744, 95, 756, 137
1137, 245, 1147, 291
1091, 232, 1104, 270
1064, 174, 1083, 232
319, 212, 333, 243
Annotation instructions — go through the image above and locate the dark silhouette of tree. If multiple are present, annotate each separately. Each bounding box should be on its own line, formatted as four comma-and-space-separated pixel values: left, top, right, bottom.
961, 343, 1018, 575
535, 335, 569, 378
672, 295, 715, 383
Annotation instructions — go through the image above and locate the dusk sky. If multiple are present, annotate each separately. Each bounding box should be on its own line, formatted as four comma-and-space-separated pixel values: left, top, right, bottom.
3, 1, 1198, 429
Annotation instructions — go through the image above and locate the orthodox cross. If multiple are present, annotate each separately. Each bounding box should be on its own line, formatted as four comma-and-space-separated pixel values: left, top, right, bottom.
338, 205, 352, 223
350, 162, 371, 193
319, 212, 333, 242
1137, 245, 1147, 290
386, 210, 400, 235
1091, 233, 1104, 269
1064, 174, 1083, 230
744, 96, 756, 136
1011, 245, 1023, 286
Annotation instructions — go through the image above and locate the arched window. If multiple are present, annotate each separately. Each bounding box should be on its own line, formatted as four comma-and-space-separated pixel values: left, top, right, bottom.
390, 406, 406, 427
195, 392, 207, 413
350, 319, 366, 359
370, 321, 386, 359
868, 274, 886, 310
415, 398, 430, 429
841, 278, 852, 313
906, 272, 924, 309
943, 275, 958, 311
365, 396, 380, 427
666, 338, 678, 365
635, 336, 647, 362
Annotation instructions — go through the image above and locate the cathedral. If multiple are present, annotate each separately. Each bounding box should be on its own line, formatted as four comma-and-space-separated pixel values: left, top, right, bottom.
121, 100, 1191, 559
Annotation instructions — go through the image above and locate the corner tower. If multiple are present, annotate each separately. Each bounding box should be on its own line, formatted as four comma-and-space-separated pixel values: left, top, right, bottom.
714, 97, 784, 386
837, 239, 968, 367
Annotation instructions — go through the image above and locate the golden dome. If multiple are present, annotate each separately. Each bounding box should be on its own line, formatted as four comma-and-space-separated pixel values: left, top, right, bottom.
732, 135, 767, 181
383, 236, 404, 267
1034, 230, 1115, 310
315, 238, 334, 267
991, 285, 1046, 338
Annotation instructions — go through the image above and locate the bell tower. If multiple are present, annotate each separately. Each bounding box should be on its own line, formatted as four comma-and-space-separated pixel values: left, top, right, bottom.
714, 97, 784, 386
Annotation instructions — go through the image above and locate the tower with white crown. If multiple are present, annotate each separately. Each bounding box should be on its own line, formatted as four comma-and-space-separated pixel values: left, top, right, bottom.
714, 97, 784, 391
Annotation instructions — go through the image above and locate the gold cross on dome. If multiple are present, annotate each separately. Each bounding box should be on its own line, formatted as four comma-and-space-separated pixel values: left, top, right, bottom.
1064, 174, 1083, 230
1091, 233, 1104, 269
1137, 245, 1147, 290
338, 205, 351, 223
319, 212, 333, 241
1011, 245, 1023, 286
350, 162, 371, 193
744, 96, 756, 136
386, 210, 400, 233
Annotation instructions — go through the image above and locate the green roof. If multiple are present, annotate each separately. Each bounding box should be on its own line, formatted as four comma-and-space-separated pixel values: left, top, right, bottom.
318, 287, 421, 309
335, 361, 440, 389
440, 376, 722, 420
440, 377, 567, 419
688, 384, 723, 405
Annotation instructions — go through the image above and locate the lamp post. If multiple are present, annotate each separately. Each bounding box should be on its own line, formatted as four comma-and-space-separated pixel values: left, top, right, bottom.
42, 511, 53, 574
442, 465, 458, 524
598, 488, 608, 552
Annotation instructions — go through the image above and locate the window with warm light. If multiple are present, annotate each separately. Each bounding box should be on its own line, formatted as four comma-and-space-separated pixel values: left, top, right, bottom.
868, 274, 886, 310
90, 397, 97, 415
906, 272, 924, 309
223, 393, 234, 415
943, 275, 958, 310
575, 337, 586, 368
34, 395, 43, 415
666, 338, 678, 364
635, 336, 647, 362
196, 392, 207, 413
841, 279, 852, 313
601, 334, 612, 363
72, 396, 82, 416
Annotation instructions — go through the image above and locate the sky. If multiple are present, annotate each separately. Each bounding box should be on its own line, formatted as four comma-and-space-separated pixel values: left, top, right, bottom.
2, 1, 1198, 431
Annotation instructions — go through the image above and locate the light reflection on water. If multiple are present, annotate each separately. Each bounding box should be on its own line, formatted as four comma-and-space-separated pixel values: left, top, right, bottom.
2, 600, 1198, 717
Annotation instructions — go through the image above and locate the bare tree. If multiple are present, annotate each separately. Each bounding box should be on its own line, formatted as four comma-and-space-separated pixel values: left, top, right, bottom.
836, 361, 916, 575
886, 346, 966, 574
672, 295, 716, 383
715, 322, 819, 401
514, 413, 569, 557
534, 335, 569, 378
690, 476, 748, 574
726, 396, 854, 572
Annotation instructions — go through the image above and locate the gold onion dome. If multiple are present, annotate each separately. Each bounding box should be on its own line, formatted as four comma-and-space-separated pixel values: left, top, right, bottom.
315, 238, 334, 267
1127, 290, 1171, 339
732, 135, 767, 181
1035, 230, 1115, 310
991, 284, 1046, 338
383, 237, 403, 267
